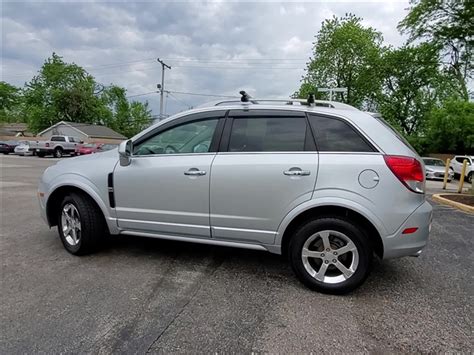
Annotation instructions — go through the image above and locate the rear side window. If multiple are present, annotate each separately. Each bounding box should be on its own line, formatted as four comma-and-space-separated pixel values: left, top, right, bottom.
308, 114, 375, 152
228, 117, 306, 152
51, 136, 65, 142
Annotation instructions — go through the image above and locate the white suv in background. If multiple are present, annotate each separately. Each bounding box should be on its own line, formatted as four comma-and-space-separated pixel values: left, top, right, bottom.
38, 95, 432, 294
449, 156, 473, 183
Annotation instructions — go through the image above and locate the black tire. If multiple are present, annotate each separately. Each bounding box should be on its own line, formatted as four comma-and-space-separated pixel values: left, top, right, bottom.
467, 172, 473, 184
37, 152, 45, 158
54, 147, 63, 158
57, 192, 106, 255
289, 216, 372, 295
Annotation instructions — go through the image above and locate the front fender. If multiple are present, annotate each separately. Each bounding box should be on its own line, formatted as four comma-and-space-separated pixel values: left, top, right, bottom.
274, 196, 388, 246
45, 173, 119, 235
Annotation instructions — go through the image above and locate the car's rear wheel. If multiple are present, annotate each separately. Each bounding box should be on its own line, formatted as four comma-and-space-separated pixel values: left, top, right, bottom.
57, 193, 106, 255
467, 172, 472, 184
289, 217, 372, 294
54, 147, 63, 158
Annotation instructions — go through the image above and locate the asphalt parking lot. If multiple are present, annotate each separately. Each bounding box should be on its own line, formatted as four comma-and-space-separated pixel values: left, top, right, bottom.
1, 154, 472, 353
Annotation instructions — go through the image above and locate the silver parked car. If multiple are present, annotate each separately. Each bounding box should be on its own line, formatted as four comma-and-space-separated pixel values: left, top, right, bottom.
38, 95, 432, 294
422, 157, 453, 181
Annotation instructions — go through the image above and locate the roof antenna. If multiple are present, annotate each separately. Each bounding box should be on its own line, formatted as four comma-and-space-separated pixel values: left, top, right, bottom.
240, 90, 251, 102
307, 93, 315, 106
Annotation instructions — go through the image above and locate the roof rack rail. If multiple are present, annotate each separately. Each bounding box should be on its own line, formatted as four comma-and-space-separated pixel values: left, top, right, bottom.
211, 98, 358, 111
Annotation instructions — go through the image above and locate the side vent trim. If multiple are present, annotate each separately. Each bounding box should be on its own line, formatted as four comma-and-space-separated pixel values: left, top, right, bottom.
107, 172, 115, 208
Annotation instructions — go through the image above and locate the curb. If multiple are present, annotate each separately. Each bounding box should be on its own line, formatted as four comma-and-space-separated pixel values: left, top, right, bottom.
432, 194, 474, 214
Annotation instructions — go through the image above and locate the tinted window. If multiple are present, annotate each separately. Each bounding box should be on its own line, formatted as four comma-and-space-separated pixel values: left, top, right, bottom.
309, 115, 375, 152
51, 136, 65, 142
228, 117, 306, 152
134, 119, 218, 155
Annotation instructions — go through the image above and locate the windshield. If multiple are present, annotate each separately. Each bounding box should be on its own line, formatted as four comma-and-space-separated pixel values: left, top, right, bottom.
423, 158, 445, 166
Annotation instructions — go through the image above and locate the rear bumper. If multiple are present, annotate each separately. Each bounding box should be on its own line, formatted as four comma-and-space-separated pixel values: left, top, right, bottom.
382, 200, 432, 259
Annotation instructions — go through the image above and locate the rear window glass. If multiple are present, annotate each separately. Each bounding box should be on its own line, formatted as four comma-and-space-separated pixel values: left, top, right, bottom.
372, 114, 417, 154
228, 117, 306, 152
308, 115, 375, 152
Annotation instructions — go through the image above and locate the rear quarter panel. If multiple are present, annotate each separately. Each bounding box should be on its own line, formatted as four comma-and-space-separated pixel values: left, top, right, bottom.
313, 153, 425, 236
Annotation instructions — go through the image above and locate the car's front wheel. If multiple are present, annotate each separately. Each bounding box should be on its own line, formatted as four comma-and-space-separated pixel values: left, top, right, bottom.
289, 216, 372, 294
58, 192, 106, 255
467, 172, 472, 184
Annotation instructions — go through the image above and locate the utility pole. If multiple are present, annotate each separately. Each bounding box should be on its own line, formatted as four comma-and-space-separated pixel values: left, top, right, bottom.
157, 58, 171, 117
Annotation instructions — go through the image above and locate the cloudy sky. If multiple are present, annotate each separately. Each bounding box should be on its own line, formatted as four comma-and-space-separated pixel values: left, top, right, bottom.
2, 1, 410, 117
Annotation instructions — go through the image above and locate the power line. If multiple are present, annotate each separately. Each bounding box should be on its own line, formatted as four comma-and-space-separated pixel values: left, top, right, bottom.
126, 91, 158, 98
162, 58, 307, 62
167, 90, 238, 98
167, 92, 192, 109
126, 89, 238, 100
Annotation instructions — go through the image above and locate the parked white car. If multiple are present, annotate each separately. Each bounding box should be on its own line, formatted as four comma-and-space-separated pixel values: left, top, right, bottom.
14, 141, 34, 156
449, 155, 473, 183
422, 157, 453, 181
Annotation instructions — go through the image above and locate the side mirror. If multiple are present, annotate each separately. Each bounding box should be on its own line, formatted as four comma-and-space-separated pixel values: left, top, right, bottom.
118, 139, 133, 166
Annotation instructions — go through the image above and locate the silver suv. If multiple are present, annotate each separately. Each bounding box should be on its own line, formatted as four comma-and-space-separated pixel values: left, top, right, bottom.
38, 96, 432, 294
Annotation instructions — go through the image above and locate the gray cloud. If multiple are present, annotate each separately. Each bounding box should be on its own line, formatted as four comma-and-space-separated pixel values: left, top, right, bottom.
1, 1, 409, 116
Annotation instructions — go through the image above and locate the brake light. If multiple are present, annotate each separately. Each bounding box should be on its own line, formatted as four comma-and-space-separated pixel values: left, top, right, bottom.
384, 155, 424, 193
45, 143, 50, 147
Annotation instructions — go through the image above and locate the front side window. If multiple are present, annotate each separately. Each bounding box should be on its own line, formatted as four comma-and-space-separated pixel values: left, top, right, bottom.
308, 114, 375, 152
228, 117, 306, 152
134, 119, 218, 156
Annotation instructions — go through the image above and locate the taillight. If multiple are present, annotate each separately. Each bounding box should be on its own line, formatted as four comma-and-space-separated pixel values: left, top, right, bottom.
45, 143, 50, 147
384, 155, 425, 193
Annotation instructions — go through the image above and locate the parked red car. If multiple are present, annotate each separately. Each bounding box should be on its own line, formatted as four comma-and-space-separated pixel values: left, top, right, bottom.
77, 143, 102, 155
76, 143, 118, 155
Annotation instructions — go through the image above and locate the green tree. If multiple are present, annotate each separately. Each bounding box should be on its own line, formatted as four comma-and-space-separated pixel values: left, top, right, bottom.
377, 43, 441, 137
296, 14, 384, 109
101, 85, 152, 137
22, 53, 152, 137
398, 0, 473, 100
23, 53, 103, 133
425, 99, 474, 153
0, 81, 23, 123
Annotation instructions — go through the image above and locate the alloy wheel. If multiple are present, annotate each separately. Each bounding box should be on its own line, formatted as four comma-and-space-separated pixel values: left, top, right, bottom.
61, 203, 82, 246
301, 230, 359, 284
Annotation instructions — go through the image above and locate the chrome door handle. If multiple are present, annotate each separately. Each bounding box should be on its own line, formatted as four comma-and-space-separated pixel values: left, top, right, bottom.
284, 170, 310, 176
184, 169, 206, 176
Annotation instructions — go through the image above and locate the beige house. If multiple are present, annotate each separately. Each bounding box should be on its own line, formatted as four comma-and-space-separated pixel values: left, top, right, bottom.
38, 121, 126, 144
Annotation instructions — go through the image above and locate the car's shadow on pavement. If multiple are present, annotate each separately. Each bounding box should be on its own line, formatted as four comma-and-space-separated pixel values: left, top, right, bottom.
95, 234, 413, 294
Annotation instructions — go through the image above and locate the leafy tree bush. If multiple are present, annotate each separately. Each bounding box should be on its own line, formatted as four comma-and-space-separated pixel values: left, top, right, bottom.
21, 53, 152, 137
296, 14, 384, 109
425, 99, 474, 153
